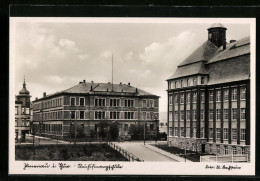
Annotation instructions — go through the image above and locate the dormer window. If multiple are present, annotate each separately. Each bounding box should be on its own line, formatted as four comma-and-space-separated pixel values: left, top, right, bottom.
201, 77, 204, 85
180, 80, 183, 88
193, 78, 197, 86
175, 81, 178, 88
187, 78, 190, 86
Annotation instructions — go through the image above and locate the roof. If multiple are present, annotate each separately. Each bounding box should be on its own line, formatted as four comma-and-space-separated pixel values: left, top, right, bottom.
178, 40, 218, 66
36, 82, 159, 101
207, 23, 227, 30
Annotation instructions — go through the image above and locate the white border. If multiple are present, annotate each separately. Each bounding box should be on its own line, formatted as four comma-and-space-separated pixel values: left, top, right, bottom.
9, 17, 256, 175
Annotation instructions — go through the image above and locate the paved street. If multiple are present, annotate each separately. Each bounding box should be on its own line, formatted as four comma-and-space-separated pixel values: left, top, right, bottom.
115, 141, 180, 162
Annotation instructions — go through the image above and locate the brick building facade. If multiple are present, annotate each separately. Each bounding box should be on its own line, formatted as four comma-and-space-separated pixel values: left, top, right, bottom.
32, 81, 159, 139
166, 24, 250, 156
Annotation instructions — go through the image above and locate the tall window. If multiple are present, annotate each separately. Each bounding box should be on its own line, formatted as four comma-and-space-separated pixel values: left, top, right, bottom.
175, 81, 178, 88
201, 110, 204, 120
95, 98, 106, 106
180, 127, 185, 137
124, 112, 134, 119
175, 95, 179, 104
70, 111, 76, 119
224, 89, 229, 101
186, 110, 190, 120
232, 88, 237, 100
149, 99, 154, 107
147, 112, 150, 119
79, 97, 85, 106
193, 92, 197, 103
70, 97, 76, 106
241, 129, 246, 140
209, 91, 213, 102
209, 109, 213, 120
216, 90, 221, 102
25, 108, 30, 114
232, 129, 237, 140
193, 127, 196, 138
209, 128, 213, 138
95, 111, 105, 119
201, 92, 205, 102
233, 147, 237, 155
186, 127, 190, 137
216, 128, 221, 139
142, 100, 147, 107
201, 77, 204, 84
240, 87, 246, 100
241, 108, 246, 119
187, 78, 190, 86
142, 112, 146, 119
216, 109, 221, 120
224, 146, 229, 155
169, 111, 172, 121
193, 110, 197, 120
15, 107, 18, 115
193, 78, 197, 85
110, 99, 120, 107
80, 111, 85, 119
232, 108, 237, 119
174, 111, 178, 120
200, 128, 204, 138
125, 99, 134, 107
110, 112, 120, 119
180, 94, 184, 103
180, 110, 184, 120
241, 147, 245, 154
187, 93, 191, 103
224, 109, 229, 119
224, 128, 228, 139
169, 96, 172, 105
174, 127, 179, 136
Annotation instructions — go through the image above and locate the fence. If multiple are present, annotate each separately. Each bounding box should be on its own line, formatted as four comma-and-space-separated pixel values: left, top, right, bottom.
107, 142, 144, 162
200, 154, 249, 162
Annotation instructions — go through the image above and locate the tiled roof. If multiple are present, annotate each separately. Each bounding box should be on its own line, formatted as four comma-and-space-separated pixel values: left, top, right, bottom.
178, 40, 218, 66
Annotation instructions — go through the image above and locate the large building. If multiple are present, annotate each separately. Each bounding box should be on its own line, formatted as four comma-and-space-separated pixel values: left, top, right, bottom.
32, 81, 159, 139
166, 24, 250, 156
15, 79, 31, 142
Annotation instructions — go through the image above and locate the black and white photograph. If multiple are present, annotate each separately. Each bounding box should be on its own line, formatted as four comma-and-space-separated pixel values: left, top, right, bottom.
9, 17, 255, 175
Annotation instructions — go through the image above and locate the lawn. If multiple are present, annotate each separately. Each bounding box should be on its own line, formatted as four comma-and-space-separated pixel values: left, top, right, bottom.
154, 144, 215, 162
15, 143, 128, 161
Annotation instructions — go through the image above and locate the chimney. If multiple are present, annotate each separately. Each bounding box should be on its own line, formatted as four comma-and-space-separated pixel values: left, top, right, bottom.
223, 39, 226, 50
91, 81, 93, 83
207, 23, 227, 48
90, 85, 93, 91
83, 80, 86, 83
35, 97, 38, 100
43, 92, 46, 97
136, 88, 138, 93
108, 82, 110, 84
230, 40, 236, 43
79, 81, 82, 84
128, 82, 131, 86
120, 82, 122, 85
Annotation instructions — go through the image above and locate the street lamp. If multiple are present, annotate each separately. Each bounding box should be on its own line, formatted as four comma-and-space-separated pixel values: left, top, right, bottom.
144, 117, 146, 145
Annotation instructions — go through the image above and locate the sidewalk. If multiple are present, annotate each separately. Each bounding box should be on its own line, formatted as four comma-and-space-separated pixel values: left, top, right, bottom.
144, 144, 192, 162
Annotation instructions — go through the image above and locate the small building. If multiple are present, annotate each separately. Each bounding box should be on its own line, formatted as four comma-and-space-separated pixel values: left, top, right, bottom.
15, 79, 31, 142
166, 23, 250, 156
32, 81, 160, 140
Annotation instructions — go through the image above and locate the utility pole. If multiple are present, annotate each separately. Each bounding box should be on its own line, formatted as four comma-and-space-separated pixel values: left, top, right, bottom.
144, 117, 146, 145
112, 54, 114, 92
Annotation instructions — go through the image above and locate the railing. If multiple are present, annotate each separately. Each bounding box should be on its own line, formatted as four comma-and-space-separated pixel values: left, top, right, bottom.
107, 142, 144, 162
200, 154, 249, 162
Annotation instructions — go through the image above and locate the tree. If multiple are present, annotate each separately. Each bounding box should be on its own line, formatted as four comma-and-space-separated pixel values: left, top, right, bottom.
76, 125, 85, 138
129, 124, 144, 140
109, 123, 119, 141
160, 122, 164, 127
97, 120, 108, 141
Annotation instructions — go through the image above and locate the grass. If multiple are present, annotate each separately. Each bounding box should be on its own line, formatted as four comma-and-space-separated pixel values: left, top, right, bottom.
154, 144, 215, 162
15, 144, 128, 161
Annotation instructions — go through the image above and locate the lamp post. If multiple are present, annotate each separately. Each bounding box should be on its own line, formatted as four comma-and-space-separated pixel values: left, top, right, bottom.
144, 117, 146, 145
70, 112, 72, 143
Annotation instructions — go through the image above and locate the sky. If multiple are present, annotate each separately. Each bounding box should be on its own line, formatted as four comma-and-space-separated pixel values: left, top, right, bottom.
12, 18, 251, 112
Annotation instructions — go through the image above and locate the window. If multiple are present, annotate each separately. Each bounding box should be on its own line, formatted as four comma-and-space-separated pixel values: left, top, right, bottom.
216, 90, 221, 102
187, 79, 190, 86
224, 89, 229, 101
209, 91, 213, 102
193, 127, 196, 138
180, 110, 184, 120
180, 127, 185, 137
187, 93, 191, 103
110, 99, 120, 107
125, 99, 134, 107
232, 88, 237, 100
169, 128, 173, 136
240, 87, 246, 100
95, 98, 106, 106
175, 95, 179, 104
232, 108, 237, 119
224, 146, 229, 155
124, 112, 134, 119
169, 96, 172, 105
224, 109, 229, 119
142, 100, 147, 107
201, 77, 204, 84
175, 81, 178, 88
216, 109, 221, 120
201, 92, 205, 102
200, 128, 204, 138
22, 107, 26, 115
201, 110, 204, 120
231, 146, 237, 155
209, 128, 213, 138
217, 145, 220, 154
124, 124, 129, 131
142, 112, 146, 119
186, 127, 190, 137
150, 124, 154, 131
79, 97, 85, 106
147, 112, 150, 119
174, 111, 178, 120
15, 107, 18, 115
241, 147, 246, 154
241, 108, 246, 119
193, 78, 197, 86
241, 129, 246, 140
232, 129, 237, 140
193, 110, 197, 120
181, 80, 183, 88
224, 128, 228, 139
174, 127, 179, 136
79, 111, 85, 119
95, 111, 105, 119
187, 110, 190, 120
110, 112, 120, 119
70, 97, 76, 106
216, 128, 221, 139
193, 92, 197, 103
70, 111, 75, 119
209, 109, 213, 120
169, 111, 172, 121
180, 94, 184, 103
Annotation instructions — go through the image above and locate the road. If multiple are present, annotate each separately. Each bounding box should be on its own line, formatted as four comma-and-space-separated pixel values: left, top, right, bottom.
116, 141, 178, 162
